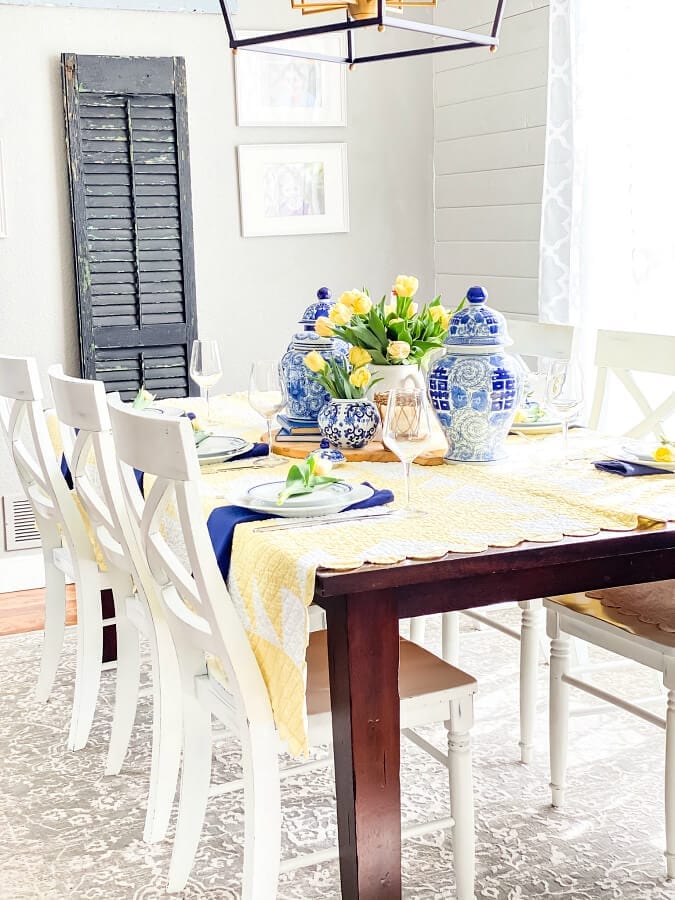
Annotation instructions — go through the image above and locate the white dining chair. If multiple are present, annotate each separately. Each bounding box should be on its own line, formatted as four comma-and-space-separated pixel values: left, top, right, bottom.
108, 398, 479, 900
0, 355, 114, 750
411, 319, 575, 765
544, 329, 675, 877
48, 366, 182, 843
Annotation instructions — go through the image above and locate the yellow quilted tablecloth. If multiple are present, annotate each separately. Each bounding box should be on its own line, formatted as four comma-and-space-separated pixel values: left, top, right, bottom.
166, 395, 675, 758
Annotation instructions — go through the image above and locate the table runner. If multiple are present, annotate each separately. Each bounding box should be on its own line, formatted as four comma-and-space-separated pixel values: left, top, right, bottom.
160, 396, 673, 757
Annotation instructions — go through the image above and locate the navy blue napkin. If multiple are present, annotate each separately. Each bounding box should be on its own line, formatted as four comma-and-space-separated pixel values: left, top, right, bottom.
593, 459, 673, 477
207, 482, 394, 581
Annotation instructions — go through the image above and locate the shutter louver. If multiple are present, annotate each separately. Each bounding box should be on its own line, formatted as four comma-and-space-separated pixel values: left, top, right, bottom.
62, 55, 198, 400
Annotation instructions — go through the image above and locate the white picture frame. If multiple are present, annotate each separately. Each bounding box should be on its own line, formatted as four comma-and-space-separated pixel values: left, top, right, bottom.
0, 140, 6, 239
237, 143, 349, 238
235, 33, 346, 127
238, 143, 349, 237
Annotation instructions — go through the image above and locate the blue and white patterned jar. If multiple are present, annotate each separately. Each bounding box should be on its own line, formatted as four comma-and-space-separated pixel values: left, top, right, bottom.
280, 288, 348, 424
427, 286, 523, 462
317, 399, 379, 450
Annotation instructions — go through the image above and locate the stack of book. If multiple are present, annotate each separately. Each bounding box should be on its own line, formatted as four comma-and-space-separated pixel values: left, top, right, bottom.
275, 414, 322, 443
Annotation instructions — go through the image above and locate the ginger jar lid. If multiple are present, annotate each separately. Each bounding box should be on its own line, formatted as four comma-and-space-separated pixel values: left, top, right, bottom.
299, 287, 333, 329
445, 286, 512, 347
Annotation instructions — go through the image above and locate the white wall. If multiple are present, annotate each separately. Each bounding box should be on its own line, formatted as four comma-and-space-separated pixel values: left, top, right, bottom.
0, 1, 435, 576
433, 0, 548, 317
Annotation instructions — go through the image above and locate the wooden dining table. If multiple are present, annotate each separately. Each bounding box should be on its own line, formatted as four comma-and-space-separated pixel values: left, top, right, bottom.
312, 521, 675, 899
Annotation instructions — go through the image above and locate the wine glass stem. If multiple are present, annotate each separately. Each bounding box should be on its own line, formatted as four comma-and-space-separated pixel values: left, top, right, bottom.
562, 420, 569, 463
402, 461, 412, 509
267, 417, 274, 456
206, 388, 211, 423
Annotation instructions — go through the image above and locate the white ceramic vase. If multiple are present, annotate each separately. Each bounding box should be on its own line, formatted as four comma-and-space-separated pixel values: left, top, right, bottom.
367, 364, 425, 399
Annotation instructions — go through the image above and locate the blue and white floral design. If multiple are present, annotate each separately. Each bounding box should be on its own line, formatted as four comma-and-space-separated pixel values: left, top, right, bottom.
427, 286, 523, 462
317, 399, 379, 450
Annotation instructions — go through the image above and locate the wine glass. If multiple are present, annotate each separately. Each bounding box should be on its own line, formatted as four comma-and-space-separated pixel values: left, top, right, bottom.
248, 360, 286, 466
543, 359, 585, 462
189, 340, 222, 424
382, 388, 435, 512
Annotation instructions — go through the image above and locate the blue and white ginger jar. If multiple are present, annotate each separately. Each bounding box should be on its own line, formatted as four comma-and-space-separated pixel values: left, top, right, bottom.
280, 287, 348, 425
427, 286, 523, 462
317, 399, 379, 450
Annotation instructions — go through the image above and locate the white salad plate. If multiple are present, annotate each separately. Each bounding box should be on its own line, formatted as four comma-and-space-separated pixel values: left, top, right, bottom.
237, 482, 374, 518
621, 442, 675, 472
510, 420, 563, 435
141, 405, 185, 417
197, 435, 253, 463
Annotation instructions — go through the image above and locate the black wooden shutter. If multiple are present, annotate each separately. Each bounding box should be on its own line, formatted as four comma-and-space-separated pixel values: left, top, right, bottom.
62, 54, 198, 399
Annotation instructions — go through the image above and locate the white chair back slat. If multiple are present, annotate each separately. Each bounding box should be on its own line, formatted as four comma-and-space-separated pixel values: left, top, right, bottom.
47, 367, 144, 579
506, 319, 575, 361
588, 330, 675, 437
0, 356, 95, 560
108, 398, 275, 729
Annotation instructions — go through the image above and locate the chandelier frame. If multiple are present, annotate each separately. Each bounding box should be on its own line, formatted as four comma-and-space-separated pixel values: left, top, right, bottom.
217, 0, 505, 66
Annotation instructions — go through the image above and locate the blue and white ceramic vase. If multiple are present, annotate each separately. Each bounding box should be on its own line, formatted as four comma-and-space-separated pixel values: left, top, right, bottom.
427, 286, 523, 462
317, 399, 379, 450
280, 287, 348, 425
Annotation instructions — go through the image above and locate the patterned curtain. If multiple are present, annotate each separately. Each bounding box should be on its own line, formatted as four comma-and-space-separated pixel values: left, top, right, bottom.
539, 0, 675, 336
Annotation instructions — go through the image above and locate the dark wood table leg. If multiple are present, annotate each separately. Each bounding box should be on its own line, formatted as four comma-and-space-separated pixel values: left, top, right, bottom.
100, 588, 117, 663
324, 590, 402, 900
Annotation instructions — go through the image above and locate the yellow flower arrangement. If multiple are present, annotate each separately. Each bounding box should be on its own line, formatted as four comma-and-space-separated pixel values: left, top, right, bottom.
317, 274, 462, 366
654, 444, 674, 463
303, 352, 379, 400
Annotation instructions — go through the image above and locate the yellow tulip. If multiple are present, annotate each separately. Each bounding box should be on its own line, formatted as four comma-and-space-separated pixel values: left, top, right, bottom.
384, 300, 397, 317
406, 302, 418, 319
387, 340, 411, 361
304, 351, 327, 373
440, 312, 451, 331
352, 293, 372, 315
349, 347, 372, 368
349, 367, 371, 389
654, 445, 675, 463
339, 289, 363, 309
429, 304, 448, 323
393, 275, 419, 298
328, 303, 352, 326
315, 316, 334, 338
312, 457, 333, 476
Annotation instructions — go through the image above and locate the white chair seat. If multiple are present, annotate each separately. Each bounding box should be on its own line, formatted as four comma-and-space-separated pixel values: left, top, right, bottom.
548, 583, 675, 647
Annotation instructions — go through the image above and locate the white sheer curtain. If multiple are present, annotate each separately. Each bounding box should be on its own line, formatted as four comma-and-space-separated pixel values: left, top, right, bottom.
539, 0, 675, 336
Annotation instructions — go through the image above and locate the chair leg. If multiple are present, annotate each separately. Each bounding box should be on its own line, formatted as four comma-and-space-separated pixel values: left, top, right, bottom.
518, 599, 542, 765
447, 696, 475, 900
409, 616, 426, 646
240, 721, 282, 899
67, 563, 103, 752
442, 612, 460, 666
167, 667, 213, 894
664, 671, 675, 878
35, 544, 67, 702
548, 613, 570, 808
143, 609, 182, 844
105, 583, 140, 776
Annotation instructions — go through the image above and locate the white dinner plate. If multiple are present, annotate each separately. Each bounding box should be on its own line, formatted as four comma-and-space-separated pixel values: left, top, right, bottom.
236, 482, 374, 518
139, 405, 185, 417
621, 442, 675, 472
197, 435, 253, 463
246, 480, 353, 509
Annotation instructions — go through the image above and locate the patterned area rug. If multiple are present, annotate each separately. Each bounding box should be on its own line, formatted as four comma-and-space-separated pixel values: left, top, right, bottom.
1, 612, 675, 900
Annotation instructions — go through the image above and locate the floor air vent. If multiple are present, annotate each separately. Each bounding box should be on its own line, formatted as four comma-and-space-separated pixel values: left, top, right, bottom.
2, 495, 41, 551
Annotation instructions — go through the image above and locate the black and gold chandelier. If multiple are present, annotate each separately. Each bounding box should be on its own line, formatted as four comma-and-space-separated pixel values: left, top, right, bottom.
218, 0, 505, 67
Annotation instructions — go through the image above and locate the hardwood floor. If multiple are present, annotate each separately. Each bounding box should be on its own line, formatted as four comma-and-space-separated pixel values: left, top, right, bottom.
0, 584, 77, 637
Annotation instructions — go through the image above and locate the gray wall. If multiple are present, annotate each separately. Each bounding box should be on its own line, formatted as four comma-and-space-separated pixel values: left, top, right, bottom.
0, 2, 434, 576
433, 0, 548, 317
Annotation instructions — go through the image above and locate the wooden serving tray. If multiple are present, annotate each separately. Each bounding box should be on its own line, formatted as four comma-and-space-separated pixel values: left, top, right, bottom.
270, 431, 447, 466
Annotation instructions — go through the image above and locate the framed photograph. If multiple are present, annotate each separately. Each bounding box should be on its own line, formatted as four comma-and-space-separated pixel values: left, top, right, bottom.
237, 143, 349, 238
235, 33, 346, 127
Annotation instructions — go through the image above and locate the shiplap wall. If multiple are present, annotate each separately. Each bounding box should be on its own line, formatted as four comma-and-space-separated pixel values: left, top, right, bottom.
433, 0, 549, 317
